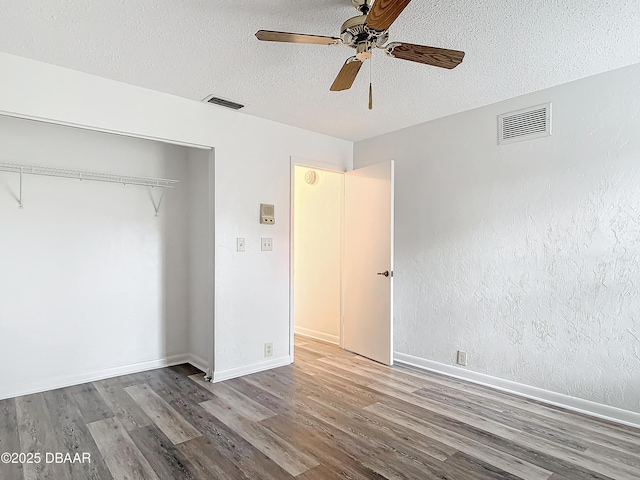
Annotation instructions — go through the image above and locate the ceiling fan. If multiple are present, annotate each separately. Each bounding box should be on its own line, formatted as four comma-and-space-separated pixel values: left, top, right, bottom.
255, 0, 465, 108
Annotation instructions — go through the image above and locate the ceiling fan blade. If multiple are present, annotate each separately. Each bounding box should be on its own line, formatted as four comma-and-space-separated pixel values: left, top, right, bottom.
365, 0, 412, 32
386, 42, 465, 69
255, 30, 341, 45
330, 57, 363, 91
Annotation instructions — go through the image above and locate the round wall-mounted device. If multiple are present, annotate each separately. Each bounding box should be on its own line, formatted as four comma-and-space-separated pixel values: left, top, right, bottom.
305, 170, 318, 185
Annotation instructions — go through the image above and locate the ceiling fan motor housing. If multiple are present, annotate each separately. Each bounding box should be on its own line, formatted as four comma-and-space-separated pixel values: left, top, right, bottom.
340, 15, 389, 50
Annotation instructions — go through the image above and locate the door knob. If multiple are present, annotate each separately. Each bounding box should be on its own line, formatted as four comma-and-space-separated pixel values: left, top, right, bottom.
377, 270, 390, 277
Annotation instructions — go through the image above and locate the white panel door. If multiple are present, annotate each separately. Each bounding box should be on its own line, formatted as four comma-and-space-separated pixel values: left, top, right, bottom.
343, 160, 394, 365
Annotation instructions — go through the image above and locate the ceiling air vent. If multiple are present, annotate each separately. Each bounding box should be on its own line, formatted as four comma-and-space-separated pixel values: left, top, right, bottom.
498, 103, 551, 145
202, 94, 244, 110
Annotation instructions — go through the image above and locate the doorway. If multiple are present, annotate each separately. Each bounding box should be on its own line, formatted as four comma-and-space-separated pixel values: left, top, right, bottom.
290, 158, 395, 366
292, 163, 344, 347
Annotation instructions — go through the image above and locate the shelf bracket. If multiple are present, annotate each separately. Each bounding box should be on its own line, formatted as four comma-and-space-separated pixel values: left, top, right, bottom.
18, 170, 23, 209
150, 187, 166, 217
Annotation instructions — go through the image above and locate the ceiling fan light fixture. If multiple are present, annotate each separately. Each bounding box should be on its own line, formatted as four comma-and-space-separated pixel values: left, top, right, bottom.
355, 42, 372, 61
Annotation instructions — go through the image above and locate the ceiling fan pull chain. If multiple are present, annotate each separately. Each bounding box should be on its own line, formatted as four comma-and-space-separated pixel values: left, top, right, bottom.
369, 53, 373, 110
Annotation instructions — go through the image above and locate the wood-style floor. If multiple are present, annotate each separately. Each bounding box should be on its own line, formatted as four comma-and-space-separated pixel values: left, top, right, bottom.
1, 337, 639, 480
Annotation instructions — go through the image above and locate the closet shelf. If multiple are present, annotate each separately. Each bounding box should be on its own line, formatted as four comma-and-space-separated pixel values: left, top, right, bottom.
1, 161, 177, 215
0, 162, 178, 188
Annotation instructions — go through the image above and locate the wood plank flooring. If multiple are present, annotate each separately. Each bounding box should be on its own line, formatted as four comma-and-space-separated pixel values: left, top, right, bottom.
1, 336, 639, 479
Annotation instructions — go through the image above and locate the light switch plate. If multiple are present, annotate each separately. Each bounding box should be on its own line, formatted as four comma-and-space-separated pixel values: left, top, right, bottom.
261, 238, 273, 251
237, 238, 245, 252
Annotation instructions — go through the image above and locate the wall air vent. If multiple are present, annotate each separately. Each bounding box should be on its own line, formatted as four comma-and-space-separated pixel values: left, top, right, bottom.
498, 103, 551, 145
202, 94, 244, 110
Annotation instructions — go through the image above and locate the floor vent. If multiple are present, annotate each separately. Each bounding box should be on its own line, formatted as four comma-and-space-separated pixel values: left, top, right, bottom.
498, 103, 551, 145
202, 94, 244, 110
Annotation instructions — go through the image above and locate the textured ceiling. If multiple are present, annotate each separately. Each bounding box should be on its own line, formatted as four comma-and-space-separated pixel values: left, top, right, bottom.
1, 0, 639, 141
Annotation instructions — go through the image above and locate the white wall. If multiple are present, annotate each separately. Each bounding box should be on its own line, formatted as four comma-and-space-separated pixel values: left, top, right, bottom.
0, 53, 353, 380
293, 166, 343, 345
354, 63, 640, 417
187, 148, 214, 372
0, 116, 190, 399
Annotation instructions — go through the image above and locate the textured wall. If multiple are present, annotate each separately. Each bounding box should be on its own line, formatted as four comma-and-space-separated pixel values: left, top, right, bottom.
354, 63, 640, 413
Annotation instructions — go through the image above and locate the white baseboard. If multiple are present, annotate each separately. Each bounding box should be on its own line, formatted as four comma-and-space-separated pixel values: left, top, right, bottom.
394, 352, 640, 430
294, 326, 340, 345
213, 356, 292, 383
0, 354, 190, 401
187, 354, 210, 375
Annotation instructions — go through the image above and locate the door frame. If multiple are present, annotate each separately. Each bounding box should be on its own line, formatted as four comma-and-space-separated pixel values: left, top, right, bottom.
204, 148, 216, 381
289, 157, 346, 362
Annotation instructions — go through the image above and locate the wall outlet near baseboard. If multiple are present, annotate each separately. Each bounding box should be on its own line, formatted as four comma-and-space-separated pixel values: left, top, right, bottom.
457, 350, 468, 366
264, 342, 273, 357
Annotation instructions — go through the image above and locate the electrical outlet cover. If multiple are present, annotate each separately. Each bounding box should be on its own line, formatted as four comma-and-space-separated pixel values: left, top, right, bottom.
457, 351, 468, 366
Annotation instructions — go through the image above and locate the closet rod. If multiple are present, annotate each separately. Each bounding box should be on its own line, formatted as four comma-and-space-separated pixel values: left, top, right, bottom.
0, 162, 178, 188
